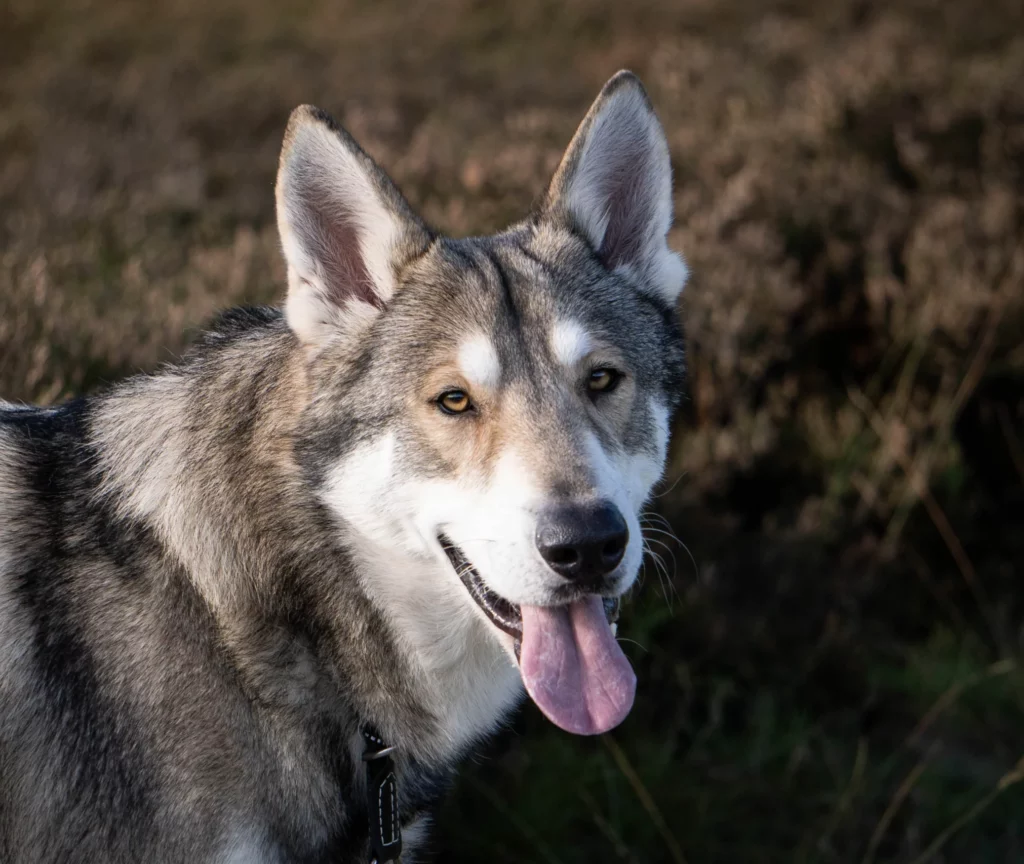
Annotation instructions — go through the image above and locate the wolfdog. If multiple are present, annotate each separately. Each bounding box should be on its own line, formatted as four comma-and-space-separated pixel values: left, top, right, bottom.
0, 71, 686, 862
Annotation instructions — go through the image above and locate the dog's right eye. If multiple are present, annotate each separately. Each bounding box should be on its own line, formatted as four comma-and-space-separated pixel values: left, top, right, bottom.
437, 390, 473, 415
587, 367, 622, 394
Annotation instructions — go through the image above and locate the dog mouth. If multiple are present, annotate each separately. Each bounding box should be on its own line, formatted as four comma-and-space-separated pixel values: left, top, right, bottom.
438, 535, 622, 651
440, 536, 525, 644
438, 533, 632, 736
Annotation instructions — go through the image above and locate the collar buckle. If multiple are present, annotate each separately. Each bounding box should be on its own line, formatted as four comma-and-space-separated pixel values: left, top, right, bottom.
362, 725, 402, 863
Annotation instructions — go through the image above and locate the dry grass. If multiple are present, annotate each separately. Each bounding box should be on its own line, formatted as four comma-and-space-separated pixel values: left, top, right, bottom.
3, 0, 1024, 860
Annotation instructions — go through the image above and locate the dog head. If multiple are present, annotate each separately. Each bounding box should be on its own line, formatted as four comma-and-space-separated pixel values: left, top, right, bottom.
277, 72, 686, 734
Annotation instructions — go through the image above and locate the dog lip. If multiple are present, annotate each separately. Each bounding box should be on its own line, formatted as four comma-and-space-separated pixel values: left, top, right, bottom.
439, 534, 524, 643
437, 534, 623, 643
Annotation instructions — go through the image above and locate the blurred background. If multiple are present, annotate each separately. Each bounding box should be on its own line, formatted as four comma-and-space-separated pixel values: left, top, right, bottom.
2, 0, 1023, 861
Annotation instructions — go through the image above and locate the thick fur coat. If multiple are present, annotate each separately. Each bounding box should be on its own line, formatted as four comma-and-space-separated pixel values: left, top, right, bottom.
0, 71, 686, 863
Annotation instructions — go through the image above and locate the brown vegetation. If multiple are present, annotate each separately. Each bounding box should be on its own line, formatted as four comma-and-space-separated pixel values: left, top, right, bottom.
3, 0, 1023, 860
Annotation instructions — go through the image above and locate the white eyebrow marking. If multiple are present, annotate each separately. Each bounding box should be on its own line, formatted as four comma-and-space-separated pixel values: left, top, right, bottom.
458, 334, 501, 389
550, 319, 593, 368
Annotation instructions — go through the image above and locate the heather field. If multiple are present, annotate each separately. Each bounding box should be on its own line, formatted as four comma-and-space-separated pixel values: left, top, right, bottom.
2, 0, 1023, 860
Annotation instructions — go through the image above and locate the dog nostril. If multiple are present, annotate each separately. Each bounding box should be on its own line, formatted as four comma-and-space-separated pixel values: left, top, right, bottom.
600, 533, 627, 570
546, 546, 579, 568
602, 539, 624, 560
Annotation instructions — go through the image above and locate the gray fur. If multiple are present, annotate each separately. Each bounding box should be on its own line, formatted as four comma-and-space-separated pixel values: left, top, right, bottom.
0, 71, 686, 863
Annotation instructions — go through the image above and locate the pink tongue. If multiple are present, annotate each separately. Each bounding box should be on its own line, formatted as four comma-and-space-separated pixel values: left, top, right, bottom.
518, 596, 636, 735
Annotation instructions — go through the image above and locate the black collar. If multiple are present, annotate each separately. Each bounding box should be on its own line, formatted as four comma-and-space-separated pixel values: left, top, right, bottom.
361, 725, 402, 863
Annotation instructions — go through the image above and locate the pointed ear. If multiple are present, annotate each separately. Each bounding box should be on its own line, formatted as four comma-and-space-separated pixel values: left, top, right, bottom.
275, 105, 433, 347
543, 71, 687, 305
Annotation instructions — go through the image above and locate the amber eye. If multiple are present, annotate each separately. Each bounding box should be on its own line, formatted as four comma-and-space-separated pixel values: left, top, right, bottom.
588, 368, 621, 394
438, 389, 473, 415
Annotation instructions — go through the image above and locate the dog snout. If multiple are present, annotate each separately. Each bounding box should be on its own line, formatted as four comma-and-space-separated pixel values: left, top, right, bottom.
535, 501, 628, 584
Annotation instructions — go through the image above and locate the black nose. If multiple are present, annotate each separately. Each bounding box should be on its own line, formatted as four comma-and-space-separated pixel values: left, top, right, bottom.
536, 501, 629, 583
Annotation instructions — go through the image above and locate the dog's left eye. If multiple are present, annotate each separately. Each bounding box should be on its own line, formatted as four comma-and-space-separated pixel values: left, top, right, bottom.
587, 368, 621, 394
438, 389, 473, 415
